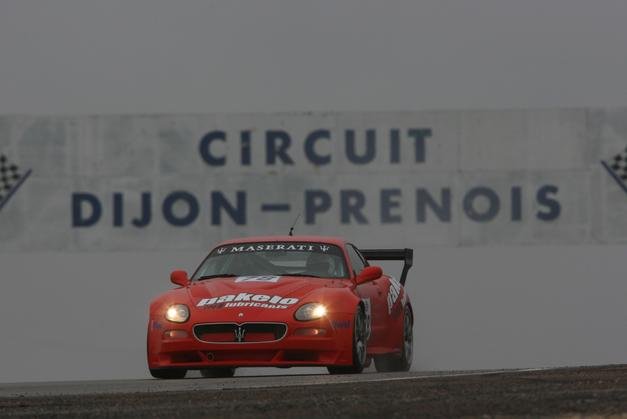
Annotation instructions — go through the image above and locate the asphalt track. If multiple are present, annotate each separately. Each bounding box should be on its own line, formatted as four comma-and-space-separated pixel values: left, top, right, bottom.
1, 365, 627, 417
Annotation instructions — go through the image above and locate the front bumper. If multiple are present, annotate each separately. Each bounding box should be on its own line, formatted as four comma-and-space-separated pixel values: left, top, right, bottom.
147, 315, 354, 369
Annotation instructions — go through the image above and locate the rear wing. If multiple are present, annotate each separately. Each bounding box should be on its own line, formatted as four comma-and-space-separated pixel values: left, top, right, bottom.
359, 248, 413, 286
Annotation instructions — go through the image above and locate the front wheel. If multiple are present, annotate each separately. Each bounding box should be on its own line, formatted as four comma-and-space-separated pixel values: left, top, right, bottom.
327, 305, 368, 374
149, 368, 187, 379
374, 306, 413, 372
200, 367, 236, 378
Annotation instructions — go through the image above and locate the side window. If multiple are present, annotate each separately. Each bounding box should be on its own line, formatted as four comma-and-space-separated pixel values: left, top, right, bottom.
346, 244, 367, 276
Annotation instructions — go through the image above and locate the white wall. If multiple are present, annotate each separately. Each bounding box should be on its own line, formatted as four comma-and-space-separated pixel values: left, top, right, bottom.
1, 110, 626, 252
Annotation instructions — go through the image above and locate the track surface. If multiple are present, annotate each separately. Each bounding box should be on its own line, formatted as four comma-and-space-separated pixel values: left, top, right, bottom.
2, 365, 627, 417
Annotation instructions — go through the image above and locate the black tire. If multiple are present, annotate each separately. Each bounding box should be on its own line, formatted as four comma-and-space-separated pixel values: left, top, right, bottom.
200, 367, 236, 378
327, 305, 368, 375
374, 305, 413, 372
149, 368, 187, 379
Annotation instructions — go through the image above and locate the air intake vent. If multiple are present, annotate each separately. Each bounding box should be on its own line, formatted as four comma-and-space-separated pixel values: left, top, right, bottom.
193, 322, 287, 343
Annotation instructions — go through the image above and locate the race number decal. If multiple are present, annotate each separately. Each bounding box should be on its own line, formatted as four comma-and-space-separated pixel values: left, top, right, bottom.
387, 276, 402, 315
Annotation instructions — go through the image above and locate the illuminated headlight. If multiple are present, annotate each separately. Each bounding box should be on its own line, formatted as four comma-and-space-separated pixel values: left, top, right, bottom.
165, 304, 190, 323
294, 303, 327, 321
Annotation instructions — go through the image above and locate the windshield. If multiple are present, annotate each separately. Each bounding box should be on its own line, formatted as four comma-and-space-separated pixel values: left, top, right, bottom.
192, 242, 349, 280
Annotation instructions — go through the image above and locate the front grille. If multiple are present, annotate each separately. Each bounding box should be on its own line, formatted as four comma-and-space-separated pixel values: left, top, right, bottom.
193, 323, 288, 343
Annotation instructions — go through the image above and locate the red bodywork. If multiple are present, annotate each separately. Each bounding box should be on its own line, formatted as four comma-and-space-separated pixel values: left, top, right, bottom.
147, 236, 411, 371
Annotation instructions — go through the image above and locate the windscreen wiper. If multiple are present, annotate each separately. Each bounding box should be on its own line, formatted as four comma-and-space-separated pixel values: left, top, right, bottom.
281, 273, 323, 278
197, 273, 238, 281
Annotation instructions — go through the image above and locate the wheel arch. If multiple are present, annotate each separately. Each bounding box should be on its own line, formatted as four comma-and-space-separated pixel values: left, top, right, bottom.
405, 301, 414, 322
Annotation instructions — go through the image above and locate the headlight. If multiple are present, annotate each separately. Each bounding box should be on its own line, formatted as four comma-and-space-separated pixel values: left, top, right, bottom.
294, 303, 327, 321
165, 304, 189, 323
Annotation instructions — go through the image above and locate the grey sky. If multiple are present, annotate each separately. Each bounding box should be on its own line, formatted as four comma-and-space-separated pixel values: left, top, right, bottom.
1, 0, 627, 114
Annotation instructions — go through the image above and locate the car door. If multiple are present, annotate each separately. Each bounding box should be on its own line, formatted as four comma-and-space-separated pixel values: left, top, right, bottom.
347, 244, 388, 349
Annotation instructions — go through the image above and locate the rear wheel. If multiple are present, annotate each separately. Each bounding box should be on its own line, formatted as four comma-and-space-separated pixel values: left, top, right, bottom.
374, 306, 413, 372
200, 367, 236, 378
149, 368, 187, 379
327, 305, 368, 374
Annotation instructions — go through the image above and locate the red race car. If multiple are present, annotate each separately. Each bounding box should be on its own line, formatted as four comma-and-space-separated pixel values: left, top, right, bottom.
147, 236, 414, 379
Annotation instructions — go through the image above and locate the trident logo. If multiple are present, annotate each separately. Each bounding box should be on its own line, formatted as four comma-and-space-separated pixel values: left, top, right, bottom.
233, 326, 246, 343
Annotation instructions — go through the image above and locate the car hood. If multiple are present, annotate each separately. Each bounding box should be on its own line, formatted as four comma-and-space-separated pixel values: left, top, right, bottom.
187, 275, 349, 304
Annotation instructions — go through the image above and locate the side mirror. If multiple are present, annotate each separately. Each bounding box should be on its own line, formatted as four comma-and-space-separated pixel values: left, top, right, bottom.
170, 270, 189, 287
355, 266, 382, 285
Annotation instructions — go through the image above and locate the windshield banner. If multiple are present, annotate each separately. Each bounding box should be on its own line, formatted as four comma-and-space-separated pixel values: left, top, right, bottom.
212, 243, 343, 257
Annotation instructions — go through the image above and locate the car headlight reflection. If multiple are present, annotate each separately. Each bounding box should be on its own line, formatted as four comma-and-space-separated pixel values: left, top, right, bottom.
165, 304, 190, 323
294, 303, 327, 321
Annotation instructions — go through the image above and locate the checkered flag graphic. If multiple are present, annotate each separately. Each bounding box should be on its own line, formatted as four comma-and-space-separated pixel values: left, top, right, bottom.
0, 154, 31, 211
602, 146, 627, 194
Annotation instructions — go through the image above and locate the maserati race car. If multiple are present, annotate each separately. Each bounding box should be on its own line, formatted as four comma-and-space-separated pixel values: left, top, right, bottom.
147, 236, 414, 379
